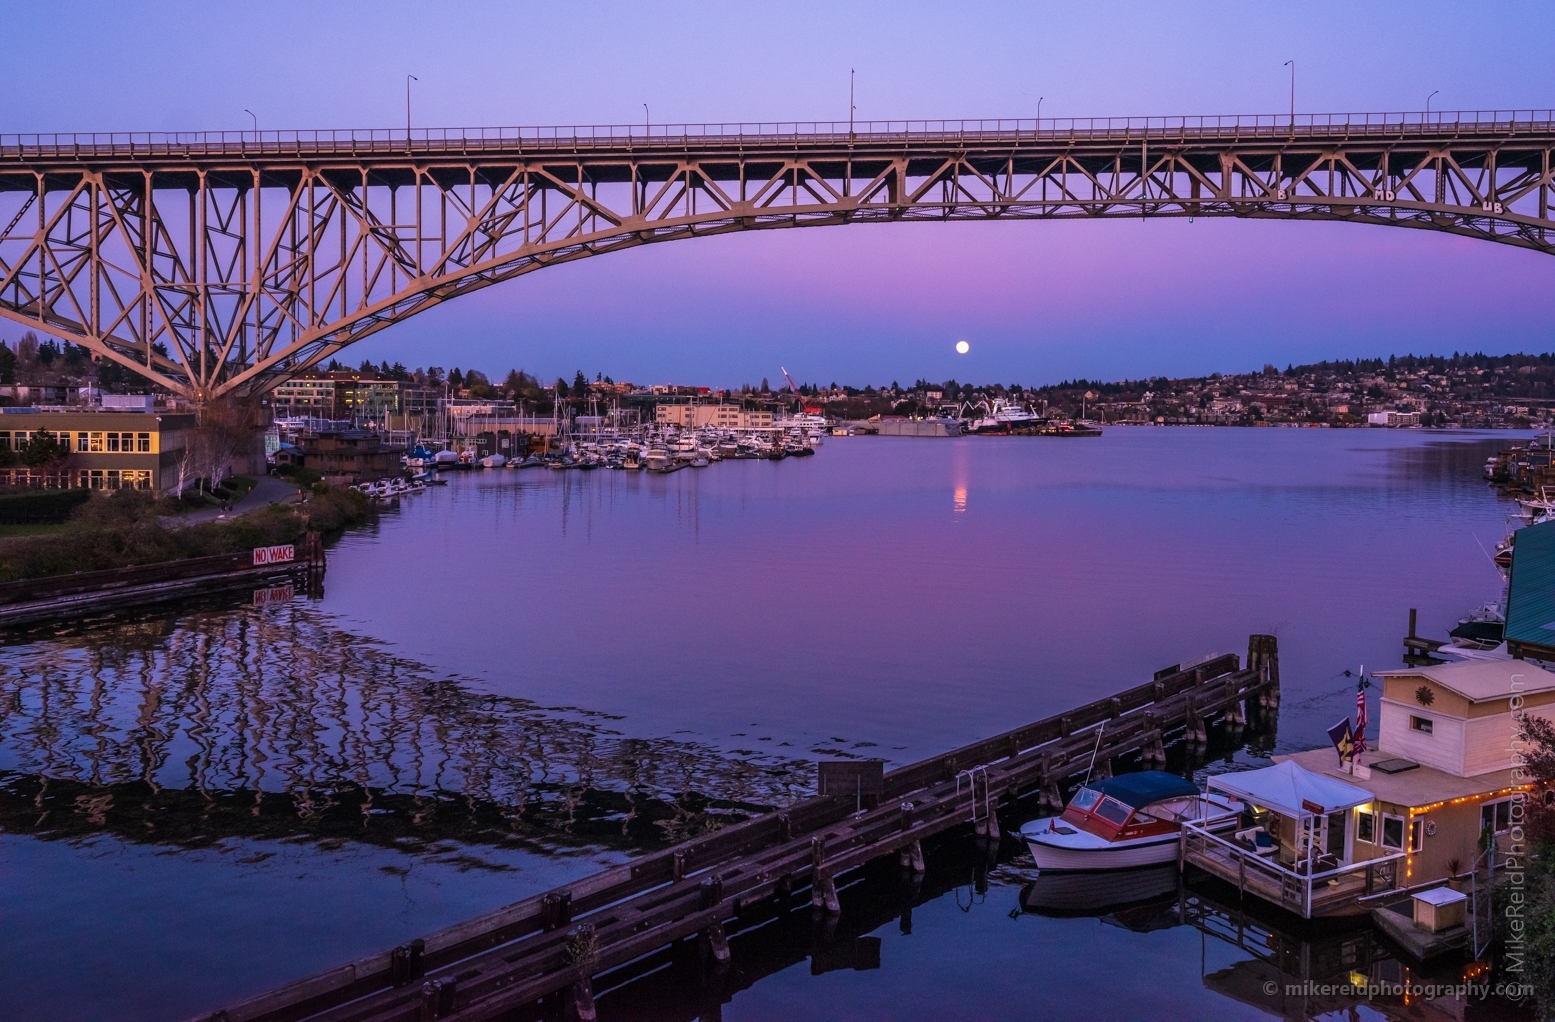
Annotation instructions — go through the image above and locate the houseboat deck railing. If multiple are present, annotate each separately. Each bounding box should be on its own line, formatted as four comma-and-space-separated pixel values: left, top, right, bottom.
1181, 823, 1407, 918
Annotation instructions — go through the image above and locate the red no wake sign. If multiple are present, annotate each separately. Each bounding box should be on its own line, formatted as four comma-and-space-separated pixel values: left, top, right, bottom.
252, 544, 295, 566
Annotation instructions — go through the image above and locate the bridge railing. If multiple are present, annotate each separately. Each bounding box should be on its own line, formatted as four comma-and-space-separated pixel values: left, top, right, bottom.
2, 110, 1552, 160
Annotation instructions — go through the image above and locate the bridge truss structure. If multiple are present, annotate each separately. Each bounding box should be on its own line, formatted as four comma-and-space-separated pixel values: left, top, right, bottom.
2, 110, 1552, 399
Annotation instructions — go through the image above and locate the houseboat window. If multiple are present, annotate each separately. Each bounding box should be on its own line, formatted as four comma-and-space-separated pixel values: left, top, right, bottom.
1409, 716, 1434, 735
1409, 819, 1423, 853
1093, 797, 1132, 826
1070, 788, 1101, 811
1481, 799, 1513, 834
1357, 809, 1375, 843
1381, 814, 1405, 850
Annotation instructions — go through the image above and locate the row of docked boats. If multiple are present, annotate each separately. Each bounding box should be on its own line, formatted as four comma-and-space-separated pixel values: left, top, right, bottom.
351, 476, 433, 500
404, 424, 826, 475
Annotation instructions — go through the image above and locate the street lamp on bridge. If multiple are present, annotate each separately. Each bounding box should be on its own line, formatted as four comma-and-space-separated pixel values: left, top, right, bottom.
406, 74, 418, 153
1283, 60, 1295, 131
244, 109, 256, 144
1427, 90, 1440, 124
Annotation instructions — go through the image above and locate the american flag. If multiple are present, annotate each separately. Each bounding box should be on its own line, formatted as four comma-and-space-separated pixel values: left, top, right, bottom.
1353, 682, 1368, 759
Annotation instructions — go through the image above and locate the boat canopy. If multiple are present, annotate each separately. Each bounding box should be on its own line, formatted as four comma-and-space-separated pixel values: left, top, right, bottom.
1207, 760, 1373, 819
1083, 771, 1200, 810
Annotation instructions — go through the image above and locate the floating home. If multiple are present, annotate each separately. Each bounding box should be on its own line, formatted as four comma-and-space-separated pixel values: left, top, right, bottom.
1287, 660, 1551, 887
1184, 658, 1551, 918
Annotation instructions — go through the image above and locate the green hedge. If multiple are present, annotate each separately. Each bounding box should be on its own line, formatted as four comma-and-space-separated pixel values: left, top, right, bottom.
0, 485, 373, 582
0, 488, 92, 524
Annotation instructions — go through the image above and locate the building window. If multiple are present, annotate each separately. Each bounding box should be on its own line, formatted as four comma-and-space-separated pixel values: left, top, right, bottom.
89, 432, 104, 452
1409, 716, 1434, 735
1482, 799, 1513, 834
1409, 818, 1424, 853
1356, 809, 1375, 844
77, 433, 89, 452
106, 432, 120, 452
106, 470, 120, 489
137, 433, 151, 452
0, 432, 9, 452
1381, 814, 1405, 850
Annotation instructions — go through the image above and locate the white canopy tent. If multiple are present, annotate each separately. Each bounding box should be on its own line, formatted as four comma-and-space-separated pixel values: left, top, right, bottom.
1207, 760, 1376, 872
1207, 760, 1374, 818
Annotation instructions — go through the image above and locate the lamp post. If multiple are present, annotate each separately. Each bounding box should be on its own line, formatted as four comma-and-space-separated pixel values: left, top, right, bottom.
1426, 90, 1439, 125
849, 69, 856, 136
244, 109, 257, 145
406, 74, 418, 153
1283, 60, 1295, 131
643, 103, 649, 137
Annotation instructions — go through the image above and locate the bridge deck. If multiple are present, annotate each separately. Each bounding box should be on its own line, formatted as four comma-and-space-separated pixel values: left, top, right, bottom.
188, 637, 1280, 1022
5, 110, 1555, 164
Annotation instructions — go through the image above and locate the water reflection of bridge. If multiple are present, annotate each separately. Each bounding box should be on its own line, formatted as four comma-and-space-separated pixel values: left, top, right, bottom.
0, 604, 810, 851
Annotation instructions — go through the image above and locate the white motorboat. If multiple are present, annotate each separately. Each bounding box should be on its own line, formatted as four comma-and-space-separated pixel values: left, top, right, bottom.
1020, 771, 1241, 872
433, 450, 460, 466
480, 453, 507, 469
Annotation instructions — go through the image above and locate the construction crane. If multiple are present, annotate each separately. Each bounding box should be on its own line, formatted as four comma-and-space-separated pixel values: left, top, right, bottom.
781, 367, 824, 415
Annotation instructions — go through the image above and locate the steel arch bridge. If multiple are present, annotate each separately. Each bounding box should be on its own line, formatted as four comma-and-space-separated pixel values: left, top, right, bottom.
2, 110, 1552, 400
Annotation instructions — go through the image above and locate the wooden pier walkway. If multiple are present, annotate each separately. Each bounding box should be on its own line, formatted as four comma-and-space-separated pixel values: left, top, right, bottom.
193, 635, 1281, 1022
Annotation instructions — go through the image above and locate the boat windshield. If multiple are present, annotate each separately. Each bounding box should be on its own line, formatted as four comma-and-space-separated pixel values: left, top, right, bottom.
1070, 788, 1102, 811
1092, 796, 1133, 826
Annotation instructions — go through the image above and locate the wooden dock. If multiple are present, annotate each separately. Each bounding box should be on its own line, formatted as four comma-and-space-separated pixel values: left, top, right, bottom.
191, 635, 1281, 1022
0, 534, 325, 629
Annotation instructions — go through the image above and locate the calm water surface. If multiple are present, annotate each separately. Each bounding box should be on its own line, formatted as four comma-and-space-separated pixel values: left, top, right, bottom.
0, 429, 1525, 1021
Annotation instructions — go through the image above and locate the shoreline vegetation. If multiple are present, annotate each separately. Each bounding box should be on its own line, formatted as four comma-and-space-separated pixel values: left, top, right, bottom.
0, 485, 372, 583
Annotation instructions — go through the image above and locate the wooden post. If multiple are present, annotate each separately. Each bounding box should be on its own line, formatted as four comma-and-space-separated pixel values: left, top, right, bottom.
569, 975, 597, 1022
1184, 696, 1206, 744
1408, 607, 1418, 639
1249, 634, 1281, 713
811, 836, 840, 913
420, 977, 457, 1020
390, 938, 425, 987
702, 921, 731, 963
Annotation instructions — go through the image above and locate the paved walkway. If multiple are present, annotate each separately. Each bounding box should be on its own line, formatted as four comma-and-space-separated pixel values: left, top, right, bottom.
170, 475, 302, 526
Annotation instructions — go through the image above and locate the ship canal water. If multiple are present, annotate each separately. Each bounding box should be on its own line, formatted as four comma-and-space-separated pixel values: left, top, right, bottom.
0, 427, 1533, 1021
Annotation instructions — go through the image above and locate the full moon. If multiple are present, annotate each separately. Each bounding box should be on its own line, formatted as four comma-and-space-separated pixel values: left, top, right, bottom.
955, 340, 970, 354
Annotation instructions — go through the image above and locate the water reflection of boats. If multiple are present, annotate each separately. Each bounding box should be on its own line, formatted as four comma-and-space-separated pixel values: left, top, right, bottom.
1019, 771, 1240, 871
1020, 863, 1181, 916
1021, 869, 1458, 1022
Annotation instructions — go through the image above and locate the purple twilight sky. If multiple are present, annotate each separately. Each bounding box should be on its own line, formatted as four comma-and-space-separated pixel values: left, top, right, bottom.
3, 0, 1553, 388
